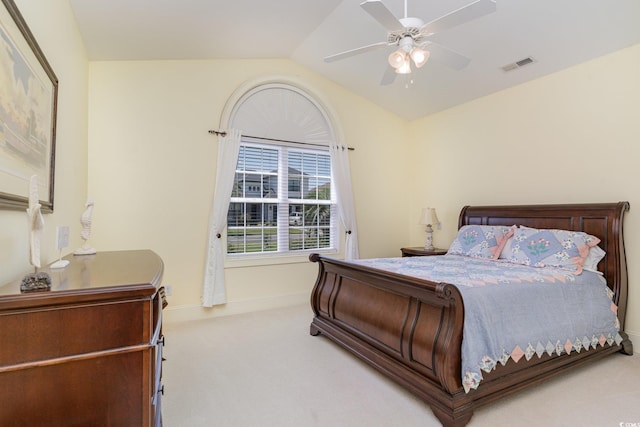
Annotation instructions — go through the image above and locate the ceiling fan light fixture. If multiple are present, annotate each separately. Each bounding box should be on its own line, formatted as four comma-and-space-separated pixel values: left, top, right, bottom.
395, 58, 412, 74
388, 49, 408, 69
410, 48, 429, 68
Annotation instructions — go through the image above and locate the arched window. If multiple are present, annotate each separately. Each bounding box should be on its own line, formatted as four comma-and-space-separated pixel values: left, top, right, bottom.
204, 78, 358, 306
225, 82, 338, 256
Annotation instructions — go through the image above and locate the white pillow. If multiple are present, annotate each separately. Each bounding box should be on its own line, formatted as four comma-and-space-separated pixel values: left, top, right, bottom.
583, 245, 606, 272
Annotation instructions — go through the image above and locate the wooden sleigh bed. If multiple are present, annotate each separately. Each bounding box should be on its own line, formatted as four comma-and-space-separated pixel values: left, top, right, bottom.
309, 202, 633, 426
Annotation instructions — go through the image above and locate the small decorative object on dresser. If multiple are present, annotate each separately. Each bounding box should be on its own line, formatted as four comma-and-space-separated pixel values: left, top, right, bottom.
419, 207, 440, 250
21, 175, 51, 292
401, 246, 448, 257
74, 197, 97, 255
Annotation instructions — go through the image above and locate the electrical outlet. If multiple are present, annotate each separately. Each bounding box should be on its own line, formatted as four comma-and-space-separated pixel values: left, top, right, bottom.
56, 226, 70, 249
165, 285, 173, 296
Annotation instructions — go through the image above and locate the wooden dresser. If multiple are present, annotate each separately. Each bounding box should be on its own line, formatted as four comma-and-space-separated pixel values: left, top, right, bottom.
0, 250, 166, 426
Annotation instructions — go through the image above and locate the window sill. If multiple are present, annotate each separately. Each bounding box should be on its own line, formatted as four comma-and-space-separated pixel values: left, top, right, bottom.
224, 249, 340, 269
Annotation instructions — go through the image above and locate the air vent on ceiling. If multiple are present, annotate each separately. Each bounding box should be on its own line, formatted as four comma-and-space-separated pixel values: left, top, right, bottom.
501, 56, 537, 72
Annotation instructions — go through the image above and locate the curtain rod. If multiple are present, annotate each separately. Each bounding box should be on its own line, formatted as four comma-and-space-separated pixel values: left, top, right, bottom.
208, 130, 354, 151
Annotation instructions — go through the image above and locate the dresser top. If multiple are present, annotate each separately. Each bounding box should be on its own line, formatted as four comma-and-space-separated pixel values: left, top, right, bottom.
0, 250, 163, 310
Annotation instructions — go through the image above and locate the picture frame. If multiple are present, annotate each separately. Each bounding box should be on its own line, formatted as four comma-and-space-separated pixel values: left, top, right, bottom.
0, 0, 58, 212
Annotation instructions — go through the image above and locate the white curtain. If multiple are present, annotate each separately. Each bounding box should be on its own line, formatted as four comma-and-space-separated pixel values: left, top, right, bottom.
202, 129, 242, 307
330, 142, 359, 260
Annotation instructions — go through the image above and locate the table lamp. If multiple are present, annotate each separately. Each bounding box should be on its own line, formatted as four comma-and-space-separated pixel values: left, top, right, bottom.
419, 207, 440, 251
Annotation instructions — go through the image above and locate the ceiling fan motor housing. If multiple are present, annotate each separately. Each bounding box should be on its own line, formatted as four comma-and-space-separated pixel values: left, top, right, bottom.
389, 17, 425, 45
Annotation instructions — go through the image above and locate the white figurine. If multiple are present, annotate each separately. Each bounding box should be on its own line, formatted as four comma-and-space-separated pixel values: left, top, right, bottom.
26, 175, 44, 268
21, 175, 51, 292
74, 198, 97, 255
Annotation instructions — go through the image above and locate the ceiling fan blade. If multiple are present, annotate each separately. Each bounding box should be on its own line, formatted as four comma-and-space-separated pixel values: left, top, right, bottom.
324, 41, 389, 63
422, 41, 471, 70
380, 66, 396, 85
360, 0, 403, 32
421, 0, 496, 36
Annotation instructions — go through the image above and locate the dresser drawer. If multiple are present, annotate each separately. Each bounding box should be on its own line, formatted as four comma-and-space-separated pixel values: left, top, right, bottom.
0, 299, 148, 366
0, 350, 147, 426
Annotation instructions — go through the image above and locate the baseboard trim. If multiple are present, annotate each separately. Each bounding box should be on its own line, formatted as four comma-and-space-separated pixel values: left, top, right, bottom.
163, 291, 310, 324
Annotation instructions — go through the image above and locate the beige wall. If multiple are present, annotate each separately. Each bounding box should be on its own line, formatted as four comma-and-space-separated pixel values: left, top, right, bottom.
0, 0, 88, 284
408, 43, 640, 338
87, 59, 410, 320
2, 1, 636, 338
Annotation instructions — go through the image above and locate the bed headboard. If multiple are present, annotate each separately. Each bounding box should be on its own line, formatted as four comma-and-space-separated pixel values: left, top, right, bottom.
458, 202, 630, 329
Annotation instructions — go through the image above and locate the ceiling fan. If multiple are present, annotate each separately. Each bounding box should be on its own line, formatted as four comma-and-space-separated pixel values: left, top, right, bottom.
324, 0, 496, 84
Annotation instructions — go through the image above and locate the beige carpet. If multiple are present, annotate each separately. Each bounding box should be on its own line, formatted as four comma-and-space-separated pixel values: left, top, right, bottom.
162, 304, 640, 426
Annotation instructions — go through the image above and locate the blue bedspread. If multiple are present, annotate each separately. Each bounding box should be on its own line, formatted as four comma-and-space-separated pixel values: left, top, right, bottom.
352, 255, 622, 392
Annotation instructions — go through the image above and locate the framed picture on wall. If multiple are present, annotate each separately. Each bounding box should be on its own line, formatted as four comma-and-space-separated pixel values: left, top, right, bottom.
0, 0, 58, 212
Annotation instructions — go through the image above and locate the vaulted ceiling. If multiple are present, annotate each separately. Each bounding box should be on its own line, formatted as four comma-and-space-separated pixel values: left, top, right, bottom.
69, 0, 640, 120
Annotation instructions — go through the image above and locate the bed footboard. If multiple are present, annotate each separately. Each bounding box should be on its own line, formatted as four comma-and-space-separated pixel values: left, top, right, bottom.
309, 253, 472, 426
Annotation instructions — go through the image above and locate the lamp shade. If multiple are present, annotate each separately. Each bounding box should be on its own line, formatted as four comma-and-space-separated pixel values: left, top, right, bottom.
419, 208, 440, 226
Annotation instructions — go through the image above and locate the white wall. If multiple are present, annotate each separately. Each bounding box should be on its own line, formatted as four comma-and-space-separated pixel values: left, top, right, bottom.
0, 0, 88, 284
408, 43, 640, 339
87, 59, 410, 321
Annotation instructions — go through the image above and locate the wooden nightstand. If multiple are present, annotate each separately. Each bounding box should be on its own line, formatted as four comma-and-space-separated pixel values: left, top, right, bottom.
401, 247, 448, 257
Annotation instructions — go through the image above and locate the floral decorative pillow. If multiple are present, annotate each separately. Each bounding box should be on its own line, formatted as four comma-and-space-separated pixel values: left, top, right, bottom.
447, 225, 515, 260
504, 227, 600, 273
